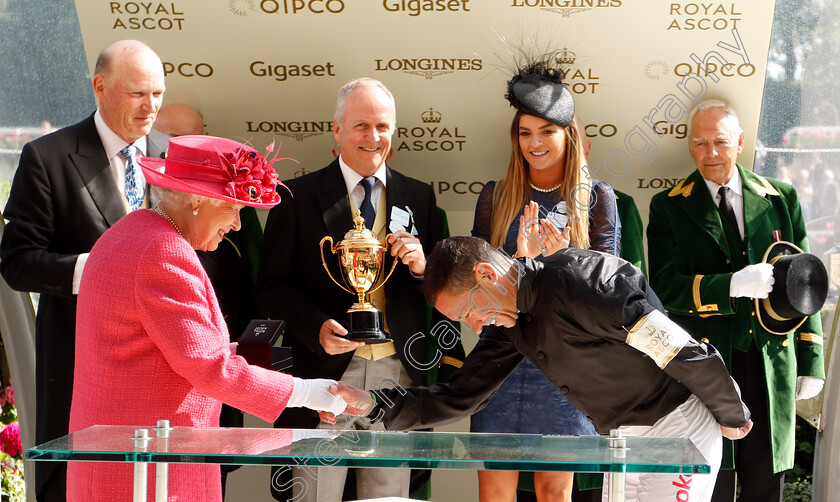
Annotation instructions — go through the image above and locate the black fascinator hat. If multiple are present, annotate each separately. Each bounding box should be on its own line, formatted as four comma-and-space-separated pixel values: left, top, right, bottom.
506, 59, 575, 127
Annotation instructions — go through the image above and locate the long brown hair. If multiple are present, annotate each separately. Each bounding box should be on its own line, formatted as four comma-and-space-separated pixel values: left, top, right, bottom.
489, 111, 591, 249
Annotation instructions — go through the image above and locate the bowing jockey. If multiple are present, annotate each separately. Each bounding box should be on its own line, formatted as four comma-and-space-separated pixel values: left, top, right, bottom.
327, 236, 754, 502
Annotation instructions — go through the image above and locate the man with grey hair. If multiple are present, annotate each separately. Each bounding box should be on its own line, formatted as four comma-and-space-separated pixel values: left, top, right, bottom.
0, 39, 168, 500
258, 78, 461, 501
647, 100, 825, 502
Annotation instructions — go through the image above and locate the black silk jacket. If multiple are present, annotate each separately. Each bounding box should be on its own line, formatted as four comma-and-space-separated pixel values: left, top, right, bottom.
373, 250, 750, 434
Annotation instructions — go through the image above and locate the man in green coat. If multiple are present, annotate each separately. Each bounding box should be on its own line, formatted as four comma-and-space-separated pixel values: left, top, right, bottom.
647, 100, 825, 502
614, 189, 646, 277
572, 115, 647, 277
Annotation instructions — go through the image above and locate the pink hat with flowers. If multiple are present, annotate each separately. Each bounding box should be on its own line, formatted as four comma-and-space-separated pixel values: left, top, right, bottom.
138, 135, 287, 208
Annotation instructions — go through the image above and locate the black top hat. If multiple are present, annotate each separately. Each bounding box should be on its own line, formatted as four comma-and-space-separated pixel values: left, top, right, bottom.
506, 61, 575, 128
755, 241, 828, 335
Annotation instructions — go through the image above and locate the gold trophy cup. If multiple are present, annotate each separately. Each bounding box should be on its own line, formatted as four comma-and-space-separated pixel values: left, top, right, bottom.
319, 211, 399, 343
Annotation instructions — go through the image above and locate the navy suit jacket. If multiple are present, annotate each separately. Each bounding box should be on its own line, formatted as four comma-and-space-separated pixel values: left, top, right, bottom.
258, 159, 444, 427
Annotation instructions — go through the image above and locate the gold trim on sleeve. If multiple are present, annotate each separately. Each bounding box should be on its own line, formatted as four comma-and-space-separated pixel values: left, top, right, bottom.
798, 333, 824, 345
440, 356, 464, 368
693, 275, 719, 316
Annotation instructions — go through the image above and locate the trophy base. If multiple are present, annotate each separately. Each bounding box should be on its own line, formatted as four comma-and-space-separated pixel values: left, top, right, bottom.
346, 310, 391, 344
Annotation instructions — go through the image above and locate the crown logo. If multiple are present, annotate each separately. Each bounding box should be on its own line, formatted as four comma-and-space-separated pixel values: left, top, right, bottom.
421, 108, 442, 124
553, 47, 577, 66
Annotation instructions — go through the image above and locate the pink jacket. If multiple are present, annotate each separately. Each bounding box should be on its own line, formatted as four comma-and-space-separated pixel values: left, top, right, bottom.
68, 209, 294, 501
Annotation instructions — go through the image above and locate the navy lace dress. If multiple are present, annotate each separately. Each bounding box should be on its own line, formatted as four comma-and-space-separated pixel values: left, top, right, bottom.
470, 179, 620, 435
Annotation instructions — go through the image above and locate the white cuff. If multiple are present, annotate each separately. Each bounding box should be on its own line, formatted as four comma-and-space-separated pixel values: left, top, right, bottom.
72, 253, 90, 295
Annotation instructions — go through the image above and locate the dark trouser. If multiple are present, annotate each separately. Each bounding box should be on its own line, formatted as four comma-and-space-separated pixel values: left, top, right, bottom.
711, 343, 785, 502
36, 463, 66, 502
36, 325, 73, 502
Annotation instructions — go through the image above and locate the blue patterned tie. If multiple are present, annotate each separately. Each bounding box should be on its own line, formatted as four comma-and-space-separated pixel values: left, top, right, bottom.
121, 144, 145, 211
359, 177, 376, 230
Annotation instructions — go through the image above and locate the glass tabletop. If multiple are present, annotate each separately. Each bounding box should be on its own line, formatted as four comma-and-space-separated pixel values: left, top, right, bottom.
26, 426, 710, 474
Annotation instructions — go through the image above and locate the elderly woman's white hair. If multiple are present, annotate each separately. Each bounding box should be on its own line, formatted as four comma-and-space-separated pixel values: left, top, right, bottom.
150, 185, 222, 208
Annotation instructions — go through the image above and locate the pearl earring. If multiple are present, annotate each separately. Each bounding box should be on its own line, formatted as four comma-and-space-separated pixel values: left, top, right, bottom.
193, 208, 199, 216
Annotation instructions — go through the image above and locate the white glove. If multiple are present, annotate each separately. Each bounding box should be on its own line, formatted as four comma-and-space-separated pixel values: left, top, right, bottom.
287, 378, 347, 415
795, 376, 825, 401
730, 263, 775, 299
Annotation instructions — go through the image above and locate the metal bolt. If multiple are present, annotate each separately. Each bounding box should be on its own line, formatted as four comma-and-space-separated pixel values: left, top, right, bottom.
155, 420, 172, 438
133, 429, 151, 448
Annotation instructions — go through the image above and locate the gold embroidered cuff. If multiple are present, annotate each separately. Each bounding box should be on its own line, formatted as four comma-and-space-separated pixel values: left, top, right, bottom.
798, 333, 824, 345
440, 356, 464, 369
693, 275, 719, 315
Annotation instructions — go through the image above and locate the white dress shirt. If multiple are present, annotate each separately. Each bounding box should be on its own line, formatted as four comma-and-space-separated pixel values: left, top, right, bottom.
338, 156, 387, 216
73, 111, 150, 294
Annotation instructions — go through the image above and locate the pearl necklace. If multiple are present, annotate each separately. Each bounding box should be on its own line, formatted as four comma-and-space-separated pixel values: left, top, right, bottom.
529, 182, 562, 193
153, 207, 183, 237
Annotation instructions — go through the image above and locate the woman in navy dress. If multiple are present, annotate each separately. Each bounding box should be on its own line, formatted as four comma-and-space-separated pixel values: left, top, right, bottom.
470, 58, 620, 502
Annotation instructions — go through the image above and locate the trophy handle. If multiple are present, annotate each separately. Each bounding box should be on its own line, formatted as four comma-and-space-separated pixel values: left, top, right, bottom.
319, 236, 355, 296
368, 233, 399, 296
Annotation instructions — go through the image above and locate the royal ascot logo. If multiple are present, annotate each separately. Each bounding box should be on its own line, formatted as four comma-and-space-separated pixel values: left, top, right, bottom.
644, 61, 670, 80
666, 3, 742, 31
552, 49, 601, 95
109, 2, 185, 30
382, 0, 472, 16
394, 108, 467, 152
234, 0, 345, 15
245, 120, 333, 141
509, 0, 621, 17
421, 108, 442, 124
553, 47, 576, 65
249, 61, 336, 82
374, 58, 482, 79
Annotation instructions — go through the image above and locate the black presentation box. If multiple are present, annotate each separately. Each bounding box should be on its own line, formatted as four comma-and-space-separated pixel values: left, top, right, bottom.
237, 319, 292, 371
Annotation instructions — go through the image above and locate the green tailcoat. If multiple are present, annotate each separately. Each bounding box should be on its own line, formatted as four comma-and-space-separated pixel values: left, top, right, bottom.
647, 165, 824, 473
615, 189, 647, 277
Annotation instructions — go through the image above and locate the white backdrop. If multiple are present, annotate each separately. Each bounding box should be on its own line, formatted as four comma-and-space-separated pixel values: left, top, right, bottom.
71, 2, 779, 500
74, 1, 776, 220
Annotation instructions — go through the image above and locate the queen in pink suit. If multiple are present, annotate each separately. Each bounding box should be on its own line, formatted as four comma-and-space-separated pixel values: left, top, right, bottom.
68, 136, 346, 501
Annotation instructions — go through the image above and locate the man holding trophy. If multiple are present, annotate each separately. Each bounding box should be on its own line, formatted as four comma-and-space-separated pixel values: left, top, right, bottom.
258, 78, 451, 501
